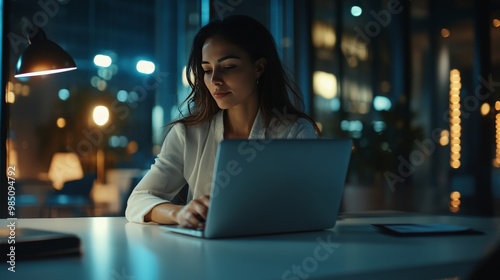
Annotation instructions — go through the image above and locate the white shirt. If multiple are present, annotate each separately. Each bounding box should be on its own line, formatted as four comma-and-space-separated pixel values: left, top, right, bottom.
125, 109, 319, 224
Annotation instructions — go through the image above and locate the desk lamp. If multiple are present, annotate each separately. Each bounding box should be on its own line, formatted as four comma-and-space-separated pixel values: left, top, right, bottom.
48, 152, 84, 190
14, 28, 77, 78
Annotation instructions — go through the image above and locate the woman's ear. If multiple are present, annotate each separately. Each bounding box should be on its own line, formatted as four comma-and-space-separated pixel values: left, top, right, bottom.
254, 57, 267, 78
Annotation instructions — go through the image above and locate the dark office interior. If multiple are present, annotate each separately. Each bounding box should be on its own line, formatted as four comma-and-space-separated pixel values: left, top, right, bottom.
1, 0, 500, 219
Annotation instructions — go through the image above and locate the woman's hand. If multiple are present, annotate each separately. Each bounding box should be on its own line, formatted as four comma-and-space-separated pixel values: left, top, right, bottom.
175, 195, 210, 229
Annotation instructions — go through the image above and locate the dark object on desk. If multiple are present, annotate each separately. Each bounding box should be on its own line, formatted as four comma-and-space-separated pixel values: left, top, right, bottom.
43, 174, 96, 217
468, 242, 500, 279
0, 227, 81, 260
372, 223, 484, 236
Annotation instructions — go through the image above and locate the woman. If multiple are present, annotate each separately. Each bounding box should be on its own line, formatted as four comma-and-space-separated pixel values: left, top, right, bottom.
125, 15, 320, 228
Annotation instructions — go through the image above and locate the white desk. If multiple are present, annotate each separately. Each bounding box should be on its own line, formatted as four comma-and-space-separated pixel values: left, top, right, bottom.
2, 212, 499, 280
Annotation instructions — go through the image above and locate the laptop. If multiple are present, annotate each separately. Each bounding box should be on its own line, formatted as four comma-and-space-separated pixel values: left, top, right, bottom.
160, 138, 352, 239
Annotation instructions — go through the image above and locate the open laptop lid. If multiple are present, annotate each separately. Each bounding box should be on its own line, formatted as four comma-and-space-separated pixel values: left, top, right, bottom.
201, 138, 352, 239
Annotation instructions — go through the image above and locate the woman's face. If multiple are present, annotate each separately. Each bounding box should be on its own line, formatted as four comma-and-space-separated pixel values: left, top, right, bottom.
201, 36, 265, 110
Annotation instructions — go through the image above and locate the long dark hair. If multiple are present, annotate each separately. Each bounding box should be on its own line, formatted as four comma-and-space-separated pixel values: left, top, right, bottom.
174, 14, 320, 135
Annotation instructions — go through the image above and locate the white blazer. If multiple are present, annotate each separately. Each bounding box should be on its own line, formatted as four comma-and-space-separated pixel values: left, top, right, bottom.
125, 109, 319, 223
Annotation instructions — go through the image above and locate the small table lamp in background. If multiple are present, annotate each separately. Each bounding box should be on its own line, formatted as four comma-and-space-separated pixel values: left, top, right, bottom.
48, 152, 84, 190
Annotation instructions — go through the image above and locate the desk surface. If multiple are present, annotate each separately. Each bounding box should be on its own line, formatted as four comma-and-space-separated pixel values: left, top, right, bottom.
2, 211, 499, 280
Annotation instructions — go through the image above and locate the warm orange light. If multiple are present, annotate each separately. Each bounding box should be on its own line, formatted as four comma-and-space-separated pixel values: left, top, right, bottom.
451, 161, 461, 169
450, 200, 461, 207
6, 91, 15, 104
449, 70, 461, 169
56, 117, 66, 128
450, 110, 461, 118
450, 139, 461, 146
439, 138, 449, 146
450, 75, 460, 83
449, 190, 461, 213
312, 21, 336, 50
441, 28, 450, 38
481, 103, 491, 116
495, 112, 500, 168
494, 19, 500, 28
92, 105, 109, 126
450, 191, 461, 200
451, 145, 461, 153
450, 95, 460, 103
439, 130, 450, 146
450, 124, 461, 132
451, 153, 460, 160
48, 153, 84, 190
127, 141, 139, 155
21, 85, 30, 96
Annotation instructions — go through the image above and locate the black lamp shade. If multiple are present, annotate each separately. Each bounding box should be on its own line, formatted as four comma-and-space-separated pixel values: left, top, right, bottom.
15, 30, 77, 78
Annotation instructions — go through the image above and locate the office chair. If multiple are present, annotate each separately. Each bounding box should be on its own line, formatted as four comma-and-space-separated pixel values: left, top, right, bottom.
43, 174, 96, 217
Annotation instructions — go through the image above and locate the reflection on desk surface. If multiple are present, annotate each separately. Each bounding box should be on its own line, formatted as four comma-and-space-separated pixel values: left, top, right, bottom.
0, 213, 499, 280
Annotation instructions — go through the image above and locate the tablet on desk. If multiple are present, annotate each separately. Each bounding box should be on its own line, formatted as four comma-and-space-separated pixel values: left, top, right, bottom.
372, 223, 484, 236
0, 227, 81, 260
